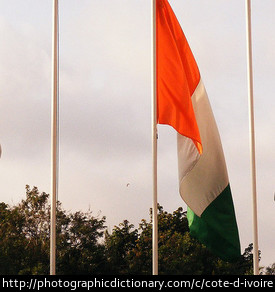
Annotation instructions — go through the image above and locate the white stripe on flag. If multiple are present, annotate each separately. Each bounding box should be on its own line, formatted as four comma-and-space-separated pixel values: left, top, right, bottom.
178, 79, 229, 216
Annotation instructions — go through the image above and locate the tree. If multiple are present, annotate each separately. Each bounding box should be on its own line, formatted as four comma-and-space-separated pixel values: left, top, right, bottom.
263, 263, 275, 275
57, 209, 107, 274
0, 186, 262, 275
0, 186, 50, 274
0, 185, 107, 275
0, 202, 27, 274
105, 220, 138, 274
105, 205, 255, 275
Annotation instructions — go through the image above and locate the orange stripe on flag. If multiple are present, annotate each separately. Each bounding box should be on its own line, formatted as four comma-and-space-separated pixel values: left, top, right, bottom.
156, 0, 202, 154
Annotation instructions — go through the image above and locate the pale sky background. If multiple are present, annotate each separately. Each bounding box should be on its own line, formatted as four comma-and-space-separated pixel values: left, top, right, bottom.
0, 0, 274, 269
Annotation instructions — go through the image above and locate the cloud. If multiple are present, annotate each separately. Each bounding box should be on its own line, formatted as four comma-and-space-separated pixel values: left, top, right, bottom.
0, 17, 51, 159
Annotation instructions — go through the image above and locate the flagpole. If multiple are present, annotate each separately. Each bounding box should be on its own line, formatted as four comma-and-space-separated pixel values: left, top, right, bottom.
245, 0, 259, 275
50, 0, 59, 276
151, 0, 158, 275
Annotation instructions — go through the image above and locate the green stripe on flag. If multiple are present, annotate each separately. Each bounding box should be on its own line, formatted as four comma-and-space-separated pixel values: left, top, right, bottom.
187, 184, 241, 262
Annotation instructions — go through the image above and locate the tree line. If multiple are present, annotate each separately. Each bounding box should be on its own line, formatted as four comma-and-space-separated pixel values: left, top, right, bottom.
0, 185, 273, 275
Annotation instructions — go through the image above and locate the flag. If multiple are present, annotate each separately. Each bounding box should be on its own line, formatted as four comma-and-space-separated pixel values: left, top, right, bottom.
156, 0, 241, 262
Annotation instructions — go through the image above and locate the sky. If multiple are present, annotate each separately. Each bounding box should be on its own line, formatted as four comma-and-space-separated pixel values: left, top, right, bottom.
0, 0, 274, 269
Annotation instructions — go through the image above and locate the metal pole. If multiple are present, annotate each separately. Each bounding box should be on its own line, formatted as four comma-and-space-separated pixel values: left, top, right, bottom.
151, 0, 158, 276
245, 0, 259, 275
50, 0, 59, 276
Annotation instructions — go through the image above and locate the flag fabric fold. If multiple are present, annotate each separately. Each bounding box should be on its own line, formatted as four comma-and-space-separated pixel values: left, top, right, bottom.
156, 0, 241, 262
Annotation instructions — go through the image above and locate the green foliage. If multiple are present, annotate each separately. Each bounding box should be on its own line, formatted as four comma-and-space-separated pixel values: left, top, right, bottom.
105, 220, 138, 274
105, 205, 255, 275
0, 186, 269, 275
263, 263, 275, 275
0, 186, 107, 275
